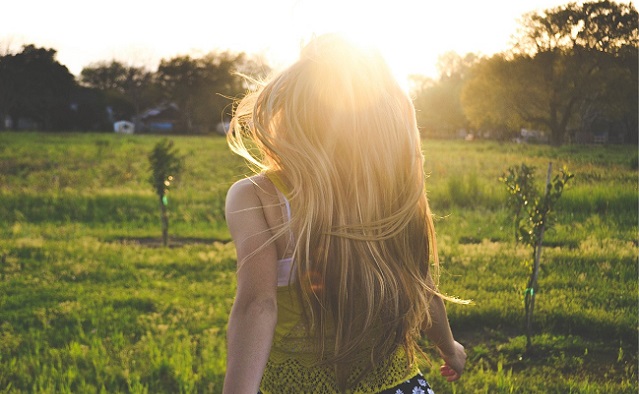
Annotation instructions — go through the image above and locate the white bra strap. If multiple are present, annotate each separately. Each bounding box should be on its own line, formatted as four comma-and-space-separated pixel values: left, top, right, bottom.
274, 188, 294, 246
276, 188, 292, 223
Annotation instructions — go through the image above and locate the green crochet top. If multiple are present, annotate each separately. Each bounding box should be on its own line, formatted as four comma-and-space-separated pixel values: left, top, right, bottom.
259, 285, 420, 394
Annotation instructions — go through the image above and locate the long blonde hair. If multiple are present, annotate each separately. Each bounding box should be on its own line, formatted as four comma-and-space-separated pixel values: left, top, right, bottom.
228, 34, 442, 387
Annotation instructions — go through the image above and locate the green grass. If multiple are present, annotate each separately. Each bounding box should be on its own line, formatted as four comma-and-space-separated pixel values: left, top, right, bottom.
0, 131, 637, 393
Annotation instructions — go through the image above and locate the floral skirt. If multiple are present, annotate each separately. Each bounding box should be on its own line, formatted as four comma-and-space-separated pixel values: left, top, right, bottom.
257, 372, 434, 394
378, 372, 434, 394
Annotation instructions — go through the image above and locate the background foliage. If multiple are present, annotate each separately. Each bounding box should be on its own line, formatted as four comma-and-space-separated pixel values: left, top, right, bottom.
0, 49, 268, 134
0, 1, 636, 145
412, 0, 638, 145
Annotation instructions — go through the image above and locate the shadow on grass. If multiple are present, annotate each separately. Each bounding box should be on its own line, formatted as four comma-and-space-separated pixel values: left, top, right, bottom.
452, 309, 637, 349
453, 324, 636, 385
110, 236, 231, 248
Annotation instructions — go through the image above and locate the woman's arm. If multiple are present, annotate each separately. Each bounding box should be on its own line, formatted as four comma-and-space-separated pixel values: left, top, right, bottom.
223, 178, 279, 394
422, 274, 467, 382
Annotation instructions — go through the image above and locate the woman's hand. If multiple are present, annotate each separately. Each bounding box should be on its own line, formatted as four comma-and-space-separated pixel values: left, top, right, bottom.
439, 340, 466, 382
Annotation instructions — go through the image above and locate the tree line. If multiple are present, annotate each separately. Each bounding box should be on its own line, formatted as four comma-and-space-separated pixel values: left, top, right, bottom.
0, 1, 636, 145
412, 0, 637, 145
0, 45, 268, 133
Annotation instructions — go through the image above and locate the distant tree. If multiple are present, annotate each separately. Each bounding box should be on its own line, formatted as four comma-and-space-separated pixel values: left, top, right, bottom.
0, 45, 75, 131
200, 51, 270, 125
120, 65, 160, 116
411, 52, 478, 137
68, 86, 110, 131
80, 61, 158, 121
0, 38, 21, 129
81, 60, 129, 92
156, 51, 269, 133
0, 51, 19, 130
462, 1, 638, 144
461, 55, 532, 140
156, 55, 201, 132
234, 52, 272, 87
515, 1, 637, 55
409, 74, 435, 134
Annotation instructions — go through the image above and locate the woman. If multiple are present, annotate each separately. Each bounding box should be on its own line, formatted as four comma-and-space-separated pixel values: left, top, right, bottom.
223, 34, 466, 394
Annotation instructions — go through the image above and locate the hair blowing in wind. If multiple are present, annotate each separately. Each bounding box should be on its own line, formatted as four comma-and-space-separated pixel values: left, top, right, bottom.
227, 34, 466, 390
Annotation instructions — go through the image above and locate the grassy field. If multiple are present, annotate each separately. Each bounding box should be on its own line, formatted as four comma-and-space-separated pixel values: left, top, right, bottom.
0, 131, 637, 393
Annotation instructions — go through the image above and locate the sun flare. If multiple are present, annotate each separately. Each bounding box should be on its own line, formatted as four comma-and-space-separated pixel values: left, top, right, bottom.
288, 0, 438, 91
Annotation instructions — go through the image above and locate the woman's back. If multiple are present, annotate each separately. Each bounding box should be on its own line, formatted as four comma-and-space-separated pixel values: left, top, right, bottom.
242, 174, 420, 393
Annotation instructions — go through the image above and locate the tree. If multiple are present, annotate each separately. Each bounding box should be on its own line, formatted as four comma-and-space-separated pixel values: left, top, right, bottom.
81, 60, 129, 92
462, 1, 638, 144
0, 45, 75, 131
68, 86, 111, 131
500, 163, 573, 351
515, 1, 638, 144
156, 51, 269, 133
156, 55, 202, 132
148, 139, 184, 247
411, 52, 478, 137
462, 53, 556, 141
0, 50, 19, 130
80, 61, 158, 122
515, 1, 638, 55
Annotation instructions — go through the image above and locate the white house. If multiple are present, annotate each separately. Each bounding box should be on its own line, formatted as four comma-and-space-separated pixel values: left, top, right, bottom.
114, 120, 135, 134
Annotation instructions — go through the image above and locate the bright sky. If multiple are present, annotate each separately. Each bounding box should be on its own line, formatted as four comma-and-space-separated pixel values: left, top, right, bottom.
0, 0, 606, 81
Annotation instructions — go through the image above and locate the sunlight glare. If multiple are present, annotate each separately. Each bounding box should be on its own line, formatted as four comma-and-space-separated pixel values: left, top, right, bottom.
290, 0, 433, 92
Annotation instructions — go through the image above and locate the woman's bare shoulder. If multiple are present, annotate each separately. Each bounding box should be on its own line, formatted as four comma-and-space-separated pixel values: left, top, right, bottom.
226, 175, 276, 213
